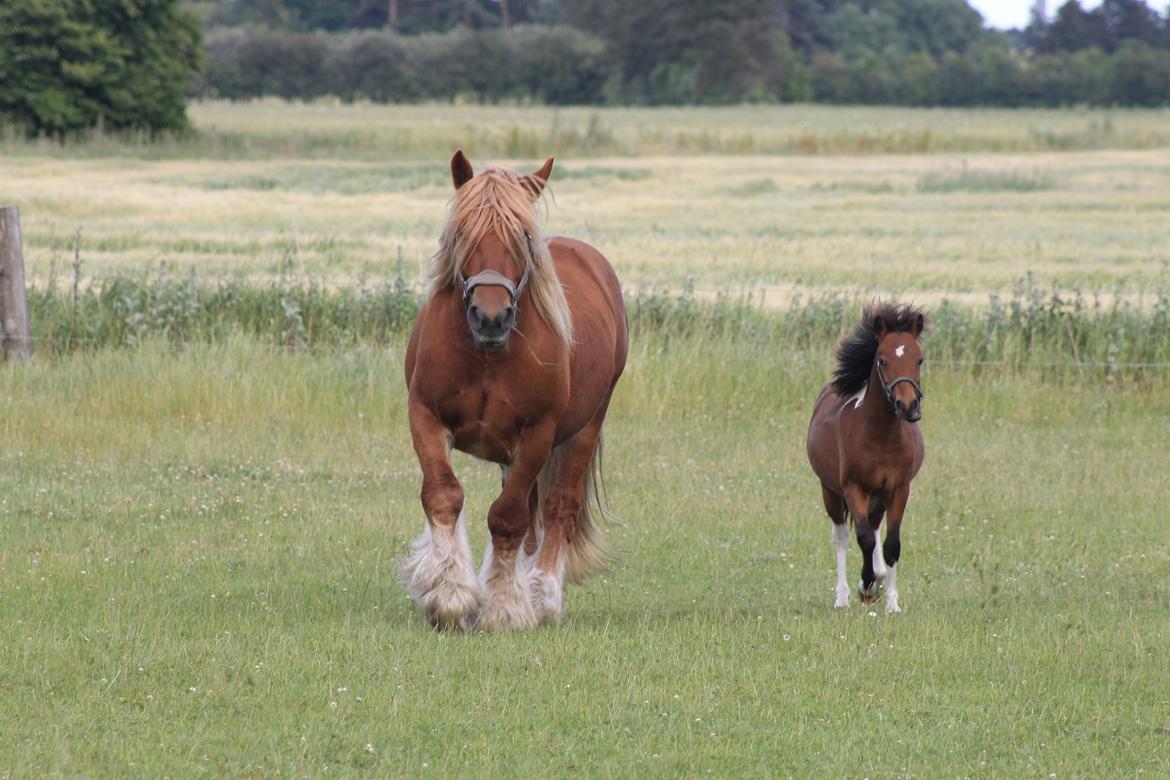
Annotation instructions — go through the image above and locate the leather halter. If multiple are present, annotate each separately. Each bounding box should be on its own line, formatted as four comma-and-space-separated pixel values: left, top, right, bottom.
875, 361, 924, 412
457, 231, 535, 306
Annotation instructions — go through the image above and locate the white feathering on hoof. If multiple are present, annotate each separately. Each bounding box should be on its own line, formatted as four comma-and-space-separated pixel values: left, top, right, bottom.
529, 554, 567, 625
400, 511, 483, 630
476, 542, 538, 631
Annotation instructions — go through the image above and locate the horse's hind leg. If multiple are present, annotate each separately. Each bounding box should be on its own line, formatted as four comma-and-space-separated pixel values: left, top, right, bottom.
477, 423, 555, 631
821, 485, 850, 608
868, 504, 888, 584
529, 413, 608, 625
401, 405, 482, 630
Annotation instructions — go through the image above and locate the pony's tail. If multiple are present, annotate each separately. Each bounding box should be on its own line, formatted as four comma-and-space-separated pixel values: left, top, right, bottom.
534, 433, 616, 585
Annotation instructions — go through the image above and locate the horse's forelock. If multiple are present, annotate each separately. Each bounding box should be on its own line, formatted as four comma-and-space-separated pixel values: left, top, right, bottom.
831, 302, 927, 397
429, 167, 573, 346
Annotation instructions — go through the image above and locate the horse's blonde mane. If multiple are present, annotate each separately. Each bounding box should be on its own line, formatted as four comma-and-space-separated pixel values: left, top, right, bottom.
429, 166, 572, 346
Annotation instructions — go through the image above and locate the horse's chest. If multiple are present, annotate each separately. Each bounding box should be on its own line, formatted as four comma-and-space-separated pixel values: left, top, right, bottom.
442, 380, 534, 464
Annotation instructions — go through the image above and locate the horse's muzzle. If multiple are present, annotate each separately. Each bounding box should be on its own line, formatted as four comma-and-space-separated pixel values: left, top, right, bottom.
896, 397, 922, 423
467, 303, 517, 350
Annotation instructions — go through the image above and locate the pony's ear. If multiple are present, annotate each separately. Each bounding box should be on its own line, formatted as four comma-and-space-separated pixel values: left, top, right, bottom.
912, 312, 926, 338
520, 157, 554, 198
451, 149, 474, 190
872, 314, 887, 338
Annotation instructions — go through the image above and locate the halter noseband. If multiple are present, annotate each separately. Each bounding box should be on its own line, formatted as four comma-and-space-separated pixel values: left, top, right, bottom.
875, 361, 924, 412
457, 230, 535, 307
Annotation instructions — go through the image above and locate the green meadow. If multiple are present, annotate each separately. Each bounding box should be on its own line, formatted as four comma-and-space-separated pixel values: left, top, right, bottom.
1, 103, 1168, 776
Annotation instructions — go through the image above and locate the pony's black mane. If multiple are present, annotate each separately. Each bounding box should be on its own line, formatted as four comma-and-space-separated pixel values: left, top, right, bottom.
831, 302, 927, 397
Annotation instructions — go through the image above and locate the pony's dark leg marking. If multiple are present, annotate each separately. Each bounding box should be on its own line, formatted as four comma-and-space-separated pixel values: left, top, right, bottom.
844, 486, 881, 603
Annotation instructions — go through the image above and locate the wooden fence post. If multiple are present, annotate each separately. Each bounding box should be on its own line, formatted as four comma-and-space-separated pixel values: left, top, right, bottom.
1, 205, 32, 361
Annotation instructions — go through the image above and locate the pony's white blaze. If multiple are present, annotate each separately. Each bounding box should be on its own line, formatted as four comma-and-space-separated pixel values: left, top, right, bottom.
886, 564, 902, 614
895, 345, 905, 357
832, 523, 850, 608
401, 510, 483, 630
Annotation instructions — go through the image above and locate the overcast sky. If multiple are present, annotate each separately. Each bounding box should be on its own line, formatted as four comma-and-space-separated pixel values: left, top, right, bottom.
968, 0, 1103, 29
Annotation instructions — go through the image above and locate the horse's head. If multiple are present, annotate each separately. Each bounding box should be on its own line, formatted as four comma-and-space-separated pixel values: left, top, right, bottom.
447, 149, 554, 351
873, 310, 925, 422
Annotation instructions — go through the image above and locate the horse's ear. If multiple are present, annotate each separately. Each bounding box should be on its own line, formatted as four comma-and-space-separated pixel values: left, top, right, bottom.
521, 157, 554, 198
451, 149, 474, 190
912, 313, 925, 338
872, 314, 887, 338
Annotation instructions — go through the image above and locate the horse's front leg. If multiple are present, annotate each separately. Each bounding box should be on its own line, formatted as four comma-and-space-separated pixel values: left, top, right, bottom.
476, 423, 555, 631
401, 402, 483, 630
844, 485, 883, 604
882, 486, 910, 615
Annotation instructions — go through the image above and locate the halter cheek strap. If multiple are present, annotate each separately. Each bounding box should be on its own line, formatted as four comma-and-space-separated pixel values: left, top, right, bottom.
456, 231, 535, 305
875, 362, 924, 411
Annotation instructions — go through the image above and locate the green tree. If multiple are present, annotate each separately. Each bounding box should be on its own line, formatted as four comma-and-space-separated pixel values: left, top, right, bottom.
0, 0, 201, 136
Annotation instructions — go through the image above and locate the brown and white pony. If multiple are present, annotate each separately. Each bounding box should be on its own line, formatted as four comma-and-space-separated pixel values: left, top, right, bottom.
402, 150, 628, 631
806, 303, 927, 614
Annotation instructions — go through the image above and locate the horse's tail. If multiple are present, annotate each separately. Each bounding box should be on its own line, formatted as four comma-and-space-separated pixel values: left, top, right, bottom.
534, 432, 616, 585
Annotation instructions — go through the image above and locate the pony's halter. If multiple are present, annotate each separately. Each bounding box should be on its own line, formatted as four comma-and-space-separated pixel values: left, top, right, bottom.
457, 231, 535, 307
875, 360, 924, 412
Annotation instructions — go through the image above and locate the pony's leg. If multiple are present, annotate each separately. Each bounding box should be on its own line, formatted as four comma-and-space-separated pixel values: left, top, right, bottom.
844, 485, 881, 604
530, 414, 606, 625
868, 505, 888, 584
401, 404, 483, 630
883, 486, 910, 614
476, 423, 555, 631
821, 485, 850, 608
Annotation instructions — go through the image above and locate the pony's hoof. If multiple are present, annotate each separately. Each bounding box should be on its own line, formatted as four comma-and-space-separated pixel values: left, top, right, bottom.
858, 580, 880, 604
834, 585, 851, 608
885, 594, 902, 614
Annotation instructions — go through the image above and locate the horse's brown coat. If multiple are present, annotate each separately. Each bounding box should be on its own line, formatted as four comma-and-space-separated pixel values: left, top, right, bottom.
807, 304, 926, 608
402, 151, 627, 630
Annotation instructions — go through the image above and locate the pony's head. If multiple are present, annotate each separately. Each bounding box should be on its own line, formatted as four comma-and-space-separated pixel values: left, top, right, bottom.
833, 302, 927, 422
430, 149, 572, 351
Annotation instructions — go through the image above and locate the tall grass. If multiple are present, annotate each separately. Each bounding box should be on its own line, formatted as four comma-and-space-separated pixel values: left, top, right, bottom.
18, 271, 1170, 377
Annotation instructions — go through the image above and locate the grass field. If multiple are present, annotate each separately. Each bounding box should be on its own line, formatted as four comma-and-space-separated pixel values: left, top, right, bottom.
1, 337, 1167, 776
1, 103, 1169, 776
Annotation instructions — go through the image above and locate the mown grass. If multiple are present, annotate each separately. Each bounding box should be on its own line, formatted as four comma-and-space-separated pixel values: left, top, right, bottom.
1, 334, 1167, 776
6, 145, 1170, 300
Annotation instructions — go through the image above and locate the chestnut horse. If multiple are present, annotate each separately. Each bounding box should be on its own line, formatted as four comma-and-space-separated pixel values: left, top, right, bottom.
806, 303, 926, 614
402, 150, 628, 631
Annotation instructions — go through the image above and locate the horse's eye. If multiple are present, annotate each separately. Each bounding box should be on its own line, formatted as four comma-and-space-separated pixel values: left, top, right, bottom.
878, 359, 887, 367
918, 358, 924, 365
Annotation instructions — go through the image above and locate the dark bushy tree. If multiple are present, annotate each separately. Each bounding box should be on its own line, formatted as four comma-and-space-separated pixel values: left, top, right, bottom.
0, 0, 201, 135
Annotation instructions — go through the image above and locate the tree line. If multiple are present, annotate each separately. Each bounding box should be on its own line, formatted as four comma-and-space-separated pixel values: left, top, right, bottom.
196, 0, 1170, 108
4, 0, 1170, 136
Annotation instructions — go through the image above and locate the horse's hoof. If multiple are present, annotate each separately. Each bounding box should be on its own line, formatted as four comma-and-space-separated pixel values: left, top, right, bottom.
885, 595, 902, 615
834, 585, 851, 608
858, 580, 880, 604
